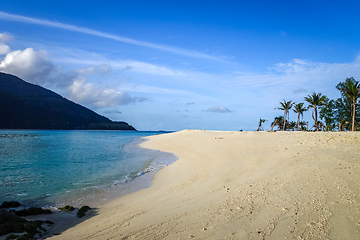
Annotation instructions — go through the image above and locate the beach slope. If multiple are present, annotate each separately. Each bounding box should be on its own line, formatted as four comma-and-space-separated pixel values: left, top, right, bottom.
49, 130, 360, 239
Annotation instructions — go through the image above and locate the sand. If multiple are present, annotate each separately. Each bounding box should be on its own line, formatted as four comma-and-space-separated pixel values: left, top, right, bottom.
48, 130, 360, 239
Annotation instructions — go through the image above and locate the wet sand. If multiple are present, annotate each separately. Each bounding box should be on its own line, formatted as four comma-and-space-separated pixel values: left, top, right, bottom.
48, 130, 360, 239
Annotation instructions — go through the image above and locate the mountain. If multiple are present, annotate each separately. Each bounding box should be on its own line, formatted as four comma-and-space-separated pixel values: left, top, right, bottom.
0, 72, 136, 130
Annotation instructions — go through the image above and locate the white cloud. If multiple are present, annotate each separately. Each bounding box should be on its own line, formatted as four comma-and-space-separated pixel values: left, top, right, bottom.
0, 43, 10, 55
204, 106, 232, 113
0, 47, 56, 84
67, 78, 147, 108
0, 43, 147, 109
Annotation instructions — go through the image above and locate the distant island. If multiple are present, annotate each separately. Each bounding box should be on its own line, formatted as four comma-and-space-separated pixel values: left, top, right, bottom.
0, 72, 136, 130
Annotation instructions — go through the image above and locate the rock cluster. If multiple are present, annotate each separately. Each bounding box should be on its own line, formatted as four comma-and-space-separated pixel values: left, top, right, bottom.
0, 201, 92, 239
0, 209, 53, 239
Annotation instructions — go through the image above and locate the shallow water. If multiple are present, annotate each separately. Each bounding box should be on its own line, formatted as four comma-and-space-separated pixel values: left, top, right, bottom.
0, 130, 175, 209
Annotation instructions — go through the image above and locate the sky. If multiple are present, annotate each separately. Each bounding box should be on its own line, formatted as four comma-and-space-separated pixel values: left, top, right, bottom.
1, 1, 360, 131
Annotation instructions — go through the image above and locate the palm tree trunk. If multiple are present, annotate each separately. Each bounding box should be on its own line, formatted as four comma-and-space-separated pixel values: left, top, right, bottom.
271, 120, 277, 131
315, 107, 318, 131
283, 110, 287, 131
297, 114, 300, 131
352, 100, 356, 131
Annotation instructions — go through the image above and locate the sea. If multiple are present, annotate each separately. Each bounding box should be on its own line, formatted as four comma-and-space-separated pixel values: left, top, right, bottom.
0, 130, 176, 210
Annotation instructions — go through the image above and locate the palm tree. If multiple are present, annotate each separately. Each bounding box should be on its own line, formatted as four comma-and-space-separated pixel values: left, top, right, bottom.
289, 121, 297, 131
299, 121, 307, 131
257, 118, 267, 131
336, 77, 360, 131
271, 116, 285, 131
304, 92, 327, 131
277, 100, 293, 131
293, 102, 307, 131
319, 98, 336, 131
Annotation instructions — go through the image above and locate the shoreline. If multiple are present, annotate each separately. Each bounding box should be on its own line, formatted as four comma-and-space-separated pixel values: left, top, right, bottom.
0, 134, 177, 240
0, 166, 160, 240
44, 170, 159, 238
48, 130, 360, 239
43, 136, 177, 238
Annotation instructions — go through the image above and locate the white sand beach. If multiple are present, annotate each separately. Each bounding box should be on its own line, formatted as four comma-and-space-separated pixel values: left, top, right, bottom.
48, 130, 360, 239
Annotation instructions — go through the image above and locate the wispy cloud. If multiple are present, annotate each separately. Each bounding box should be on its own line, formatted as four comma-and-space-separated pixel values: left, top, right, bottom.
0, 33, 13, 42
230, 56, 360, 91
0, 33, 12, 54
0, 11, 225, 62
54, 54, 187, 76
204, 106, 233, 113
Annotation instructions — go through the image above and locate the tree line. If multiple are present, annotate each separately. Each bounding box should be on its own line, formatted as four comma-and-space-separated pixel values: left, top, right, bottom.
257, 77, 360, 131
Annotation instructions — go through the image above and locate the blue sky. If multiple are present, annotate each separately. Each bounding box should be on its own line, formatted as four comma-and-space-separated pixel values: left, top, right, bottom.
1, 1, 360, 131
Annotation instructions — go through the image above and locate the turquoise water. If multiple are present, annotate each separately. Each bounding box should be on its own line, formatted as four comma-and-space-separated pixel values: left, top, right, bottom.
0, 130, 175, 208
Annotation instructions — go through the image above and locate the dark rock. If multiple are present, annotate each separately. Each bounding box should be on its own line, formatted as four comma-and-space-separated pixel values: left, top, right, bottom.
16, 233, 33, 240
44, 220, 54, 225
23, 221, 46, 236
0, 201, 22, 209
77, 206, 91, 218
0, 211, 27, 224
0, 210, 51, 238
0, 210, 27, 236
59, 205, 74, 211
0, 222, 23, 236
5, 233, 18, 239
14, 208, 52, 217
